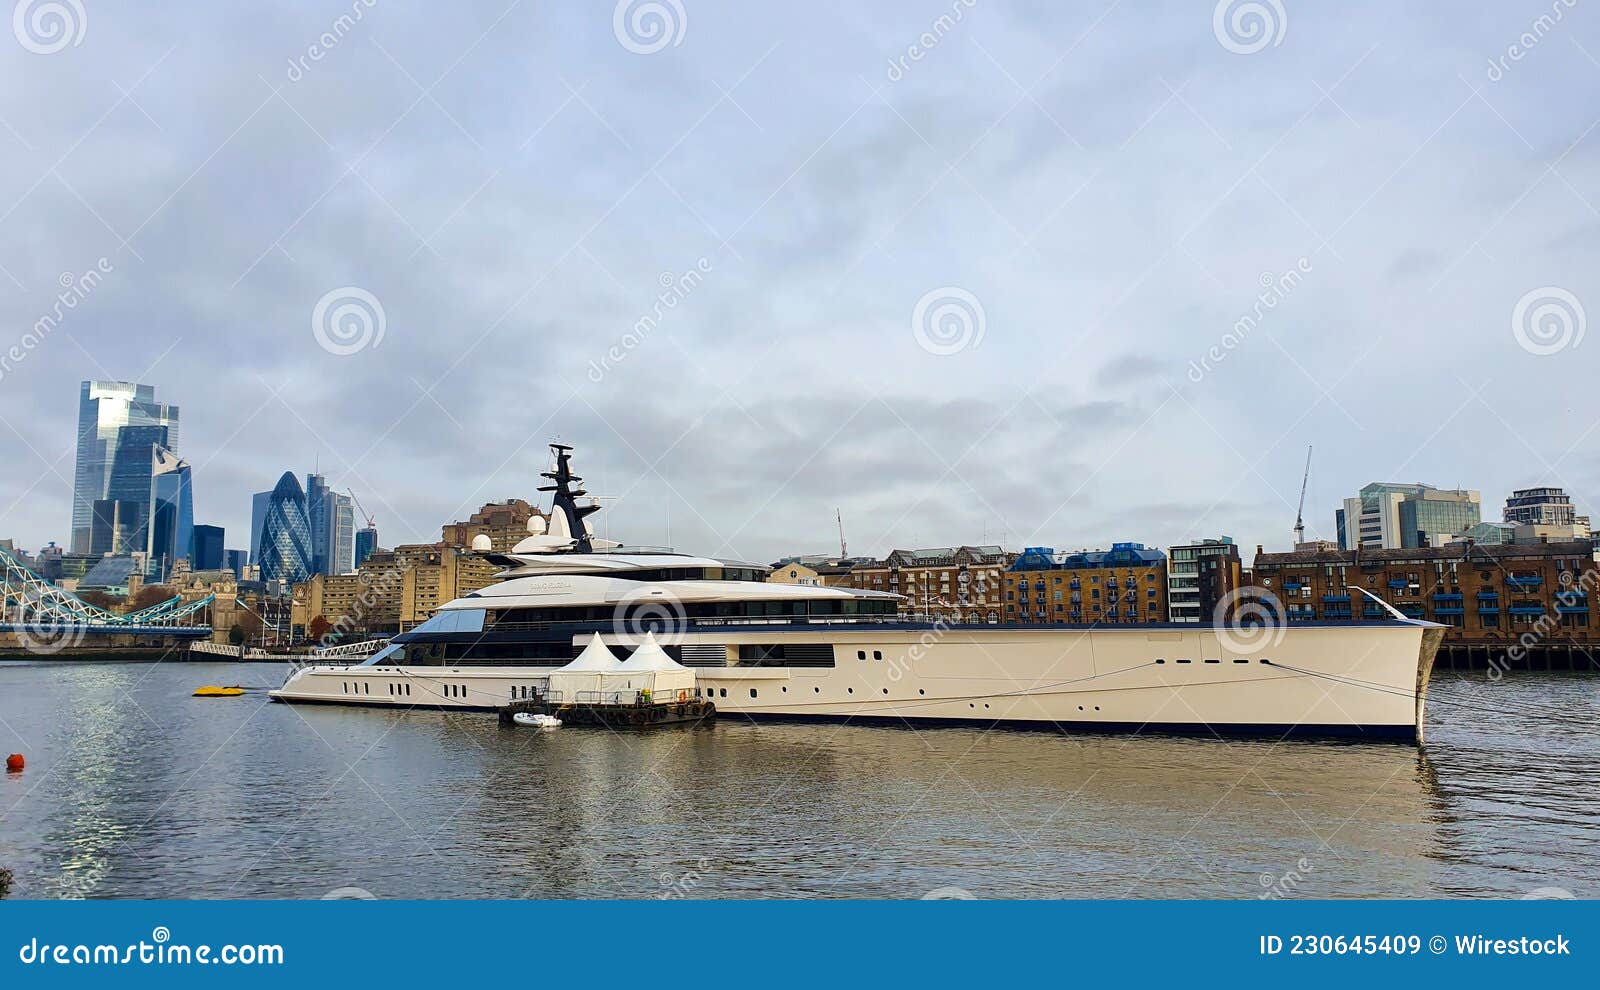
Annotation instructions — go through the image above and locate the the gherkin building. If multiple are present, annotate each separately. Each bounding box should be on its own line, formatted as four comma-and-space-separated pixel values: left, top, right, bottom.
258, 471, 313, 585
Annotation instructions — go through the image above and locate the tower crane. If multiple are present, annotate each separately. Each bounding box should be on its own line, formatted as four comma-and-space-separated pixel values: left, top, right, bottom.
1293, 446, 1312, 546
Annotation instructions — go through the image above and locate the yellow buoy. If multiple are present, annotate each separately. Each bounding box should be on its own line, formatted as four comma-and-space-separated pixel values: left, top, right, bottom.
193, 685, 245, 697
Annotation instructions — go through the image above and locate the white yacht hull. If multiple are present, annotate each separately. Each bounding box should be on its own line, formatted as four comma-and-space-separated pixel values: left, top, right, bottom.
270, 622, 1443, 742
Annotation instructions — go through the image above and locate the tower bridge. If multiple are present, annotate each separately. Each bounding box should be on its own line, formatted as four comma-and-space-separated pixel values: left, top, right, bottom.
0, 546, 213, 657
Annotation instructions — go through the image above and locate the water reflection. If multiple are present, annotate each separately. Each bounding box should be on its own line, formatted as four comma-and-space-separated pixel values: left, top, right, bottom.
0, 662, 1596, 899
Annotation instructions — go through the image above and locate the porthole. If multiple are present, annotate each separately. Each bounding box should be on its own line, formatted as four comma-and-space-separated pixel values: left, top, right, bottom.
813, 686, 820, 693
719, 688, 727, 698
847, 688, 854, 694
857, 650, 866, 660
1260, 658, 1272, 665
1204, 658, 1220, 665
1093, 706, 1100, 712
873, 651, 883, 661
750, 689, 758, 699
969, 703, 976, 709
782, 686, 788, 693
918, 689, 925, 695
1155, 658, 1165, 665
882, 688, 889, 694
1077, 705, 1084, 711
1233, 658, 1248, 664
1177, 658, 1191, 664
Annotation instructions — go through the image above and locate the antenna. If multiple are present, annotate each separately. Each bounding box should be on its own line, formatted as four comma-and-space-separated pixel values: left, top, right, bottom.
1293, 445, 1313, 546
836, 508, 847, 558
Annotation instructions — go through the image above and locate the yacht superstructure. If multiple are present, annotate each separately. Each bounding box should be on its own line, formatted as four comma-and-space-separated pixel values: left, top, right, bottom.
271, 444, 1444, 742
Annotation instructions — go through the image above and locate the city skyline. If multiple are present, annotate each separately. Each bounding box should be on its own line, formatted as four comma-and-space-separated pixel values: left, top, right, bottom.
9, 373, 1592, 565
0, 3, 1595, 567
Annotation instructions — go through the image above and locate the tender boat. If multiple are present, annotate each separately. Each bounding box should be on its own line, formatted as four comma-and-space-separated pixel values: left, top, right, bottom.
193, 685, 245, 697
271, 443, 1444, 742
512, 712, 563, 729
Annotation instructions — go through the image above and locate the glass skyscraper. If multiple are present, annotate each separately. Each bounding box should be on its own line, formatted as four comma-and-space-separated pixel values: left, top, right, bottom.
191, 524, 225, 571
257, 472, 314, 586
305, 474, 356, 575
354, 526, 378, 569
71, 381, 179, 553
147, 445, 194, 580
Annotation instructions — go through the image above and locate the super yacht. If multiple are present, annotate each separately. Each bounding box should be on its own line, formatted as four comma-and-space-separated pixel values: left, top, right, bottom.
271, 444, 1445, 742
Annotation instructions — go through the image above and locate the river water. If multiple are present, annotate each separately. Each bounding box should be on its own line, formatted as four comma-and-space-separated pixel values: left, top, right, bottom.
0, 660, 1596, 899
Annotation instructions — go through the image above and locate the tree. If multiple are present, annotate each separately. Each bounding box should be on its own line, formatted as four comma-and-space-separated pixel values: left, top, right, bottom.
231, 611, 263, 645
75, 589, 118, 610
129, 584, 177, 611
307, 615, 332, 644
227, 624, 246, 646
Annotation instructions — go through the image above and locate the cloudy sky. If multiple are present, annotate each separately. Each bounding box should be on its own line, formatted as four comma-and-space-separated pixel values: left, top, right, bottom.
0, 0, 1596, 565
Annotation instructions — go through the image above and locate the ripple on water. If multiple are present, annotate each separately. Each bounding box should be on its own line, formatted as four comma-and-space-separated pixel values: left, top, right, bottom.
0, 662, 1597, 898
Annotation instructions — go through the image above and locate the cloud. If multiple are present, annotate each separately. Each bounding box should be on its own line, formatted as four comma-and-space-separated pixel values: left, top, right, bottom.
1, 1, 1597, 567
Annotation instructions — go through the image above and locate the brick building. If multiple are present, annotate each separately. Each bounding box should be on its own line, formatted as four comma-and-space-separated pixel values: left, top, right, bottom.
847, 546, 1009, 623
1250, 540, 1598, 656
1004, 543, 1167, 625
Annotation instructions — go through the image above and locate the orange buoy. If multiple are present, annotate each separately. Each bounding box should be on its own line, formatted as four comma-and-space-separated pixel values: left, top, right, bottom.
5, 753, 22, 773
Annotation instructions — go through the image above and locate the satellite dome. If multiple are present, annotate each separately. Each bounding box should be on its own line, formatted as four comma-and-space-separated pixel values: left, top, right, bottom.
527, 515, 547, 535
470, 534, 492, 551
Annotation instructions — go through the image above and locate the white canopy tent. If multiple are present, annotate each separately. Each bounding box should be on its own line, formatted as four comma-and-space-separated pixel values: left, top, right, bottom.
546, 633, 626, 701
615, 632, 697, 700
